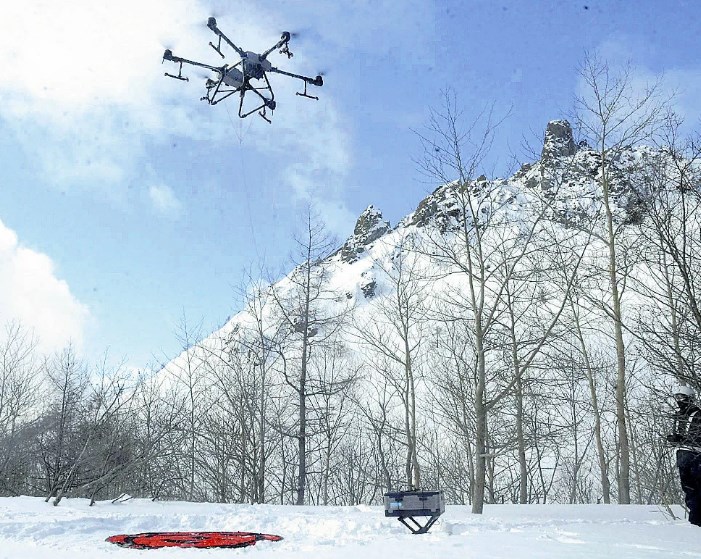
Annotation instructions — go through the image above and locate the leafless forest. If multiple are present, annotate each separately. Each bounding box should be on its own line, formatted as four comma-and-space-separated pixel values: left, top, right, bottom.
1, 58, 699, 512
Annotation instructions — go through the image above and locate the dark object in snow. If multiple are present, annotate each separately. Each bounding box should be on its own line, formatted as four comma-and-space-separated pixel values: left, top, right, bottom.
361, 279, 377, 299
106, 531, 283, 549
668, 385, 701, 526
677, 450, 701, 526
161, 18, 322, 123
384, 490, 445, 534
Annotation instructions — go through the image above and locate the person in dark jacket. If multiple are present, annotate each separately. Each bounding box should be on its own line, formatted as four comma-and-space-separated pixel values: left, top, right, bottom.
667, 385, 701, 526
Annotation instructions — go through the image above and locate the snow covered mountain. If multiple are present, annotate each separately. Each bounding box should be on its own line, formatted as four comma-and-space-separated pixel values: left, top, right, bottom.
156, 119, 693, 507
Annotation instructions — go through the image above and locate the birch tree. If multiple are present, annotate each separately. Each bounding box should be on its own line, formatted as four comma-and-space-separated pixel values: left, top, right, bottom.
575, 53, 667, 503
352, 234, 429, 490
271, 209, 350, 505
416, 91, 584, 512
0, 321, 40, 495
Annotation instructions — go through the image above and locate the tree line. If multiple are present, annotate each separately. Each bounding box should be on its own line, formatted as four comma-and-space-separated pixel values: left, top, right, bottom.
1, 55, 699, 513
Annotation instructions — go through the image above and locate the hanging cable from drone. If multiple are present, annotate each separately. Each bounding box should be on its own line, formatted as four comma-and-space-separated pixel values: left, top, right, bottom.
162, 17, 323, 123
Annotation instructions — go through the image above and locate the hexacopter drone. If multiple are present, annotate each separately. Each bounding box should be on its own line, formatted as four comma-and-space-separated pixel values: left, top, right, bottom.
162, 17, 323, 123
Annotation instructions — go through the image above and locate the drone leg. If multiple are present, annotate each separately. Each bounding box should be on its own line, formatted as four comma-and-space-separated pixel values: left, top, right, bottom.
258, 109, 272, 124
206, 75, 225, 105
238, 88, 247, 118
295, 81, 318, 100
165, 61, 189, 81
203, 75, 240, 106
238, 76, 276, 119
209, 35, 225, 59
209, 88, 240, 106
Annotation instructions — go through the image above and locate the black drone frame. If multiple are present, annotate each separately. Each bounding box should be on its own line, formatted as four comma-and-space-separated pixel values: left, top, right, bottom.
162, 17, 323, 122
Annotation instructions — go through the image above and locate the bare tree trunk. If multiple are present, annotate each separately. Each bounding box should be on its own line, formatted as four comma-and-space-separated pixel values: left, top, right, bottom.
405, 339, 421, 489
515, 375, 528, 504
472, 325, 487, 513
571, 302, 611, 503
601, 156, 631, 504
296, 260, 312, 506
576, 53, 666, 503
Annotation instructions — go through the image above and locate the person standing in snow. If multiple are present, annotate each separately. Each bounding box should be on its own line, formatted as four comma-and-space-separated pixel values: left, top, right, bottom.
667, 385, 701, 526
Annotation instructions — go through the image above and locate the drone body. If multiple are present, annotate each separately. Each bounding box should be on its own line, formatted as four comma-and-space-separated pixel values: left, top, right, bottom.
162, 18, 323, 122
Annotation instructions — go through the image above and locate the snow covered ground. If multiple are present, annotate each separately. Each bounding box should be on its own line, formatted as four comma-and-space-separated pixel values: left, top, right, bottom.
0, 497, 697, 558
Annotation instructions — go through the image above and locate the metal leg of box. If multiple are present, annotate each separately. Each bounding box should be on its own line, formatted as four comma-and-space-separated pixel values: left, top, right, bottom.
397, 514, 441, 534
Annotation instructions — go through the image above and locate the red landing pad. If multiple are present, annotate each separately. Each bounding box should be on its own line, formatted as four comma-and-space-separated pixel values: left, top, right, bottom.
106, 531, 283, 549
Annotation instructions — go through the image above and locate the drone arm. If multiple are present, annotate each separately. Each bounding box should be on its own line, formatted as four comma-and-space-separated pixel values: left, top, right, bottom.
260, 32, 291, 60
163, 50, 222, 72
207, 17, 246, 58
268, 66, 323, 87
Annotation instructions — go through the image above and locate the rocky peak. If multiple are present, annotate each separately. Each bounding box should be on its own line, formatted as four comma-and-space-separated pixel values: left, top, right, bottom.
339, 206, 390, 263
353, 205, 388, 239
541, 120, 577, 162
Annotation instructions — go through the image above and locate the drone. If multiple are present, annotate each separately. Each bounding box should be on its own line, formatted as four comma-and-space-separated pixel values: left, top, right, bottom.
162, 17, 323, 123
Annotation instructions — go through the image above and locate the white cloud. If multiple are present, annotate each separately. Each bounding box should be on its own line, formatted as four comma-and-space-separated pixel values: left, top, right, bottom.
149, 183, 182, 216
0, 0, 207, 107
0, 219, 90, 354
0, 1, 356, 222
0, 0, 435, 233
0, 0, 211, 195
582, 39, 701, 129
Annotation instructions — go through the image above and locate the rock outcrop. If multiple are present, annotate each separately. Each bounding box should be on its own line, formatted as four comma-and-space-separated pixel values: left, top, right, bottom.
339, 206, 390, 263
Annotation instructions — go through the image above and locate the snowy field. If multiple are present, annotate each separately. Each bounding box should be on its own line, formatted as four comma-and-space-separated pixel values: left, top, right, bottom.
0, 497, 697, 558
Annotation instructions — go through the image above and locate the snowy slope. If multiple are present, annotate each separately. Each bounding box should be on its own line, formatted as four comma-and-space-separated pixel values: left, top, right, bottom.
150, 119, 694, 507
192, 118, 667, 352
0, 497, 696, 559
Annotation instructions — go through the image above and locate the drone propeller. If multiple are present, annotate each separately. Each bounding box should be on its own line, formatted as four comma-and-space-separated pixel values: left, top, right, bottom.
312, 70, 327, 86
281, 27, 311, 39
206, 10, 222, 24
158, 39, 177, 57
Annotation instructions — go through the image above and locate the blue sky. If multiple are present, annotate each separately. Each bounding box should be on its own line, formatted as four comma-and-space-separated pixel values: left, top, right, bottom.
1, 0, 700, 368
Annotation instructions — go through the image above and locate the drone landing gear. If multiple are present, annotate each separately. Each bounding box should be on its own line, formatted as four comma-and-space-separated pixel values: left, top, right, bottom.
209, 35, 226, 59
237, 76, 276, 123
164, 60, 189, 82
296, 81, 318, 100
258, 109, 272, 124
201, 82, 239, 106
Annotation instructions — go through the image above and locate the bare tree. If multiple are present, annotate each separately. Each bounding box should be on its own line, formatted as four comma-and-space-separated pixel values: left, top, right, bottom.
415, 92, 507, 514
167, 314, 206, 501
354, 373, 406, 494
0, 321, 40, 495
198, 270, 287, 503
567, 292, 614, 503
133, 368, 189, 501
39, 344, 88, 501
631, 116, 701, 389
270, 208, 350, 505
352, 233, 430, 490
416, 91, 584, 512
306, 345, 359, 504
51, 353, 133, 506
497, 214, 589, 503
574, 52, 668, 503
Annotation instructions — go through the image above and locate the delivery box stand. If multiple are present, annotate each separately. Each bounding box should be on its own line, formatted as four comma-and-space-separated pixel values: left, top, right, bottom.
383, 490, 445, 534
396, 512, 442, 534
